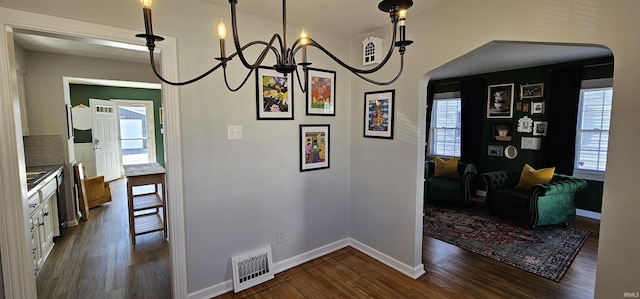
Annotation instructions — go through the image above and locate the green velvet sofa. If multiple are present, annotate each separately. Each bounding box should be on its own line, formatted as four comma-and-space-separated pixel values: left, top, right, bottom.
481, 170, 587, 228
424, 160, 477, 206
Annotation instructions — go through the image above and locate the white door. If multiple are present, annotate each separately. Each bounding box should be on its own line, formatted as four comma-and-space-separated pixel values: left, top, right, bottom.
90, 98, 121, 181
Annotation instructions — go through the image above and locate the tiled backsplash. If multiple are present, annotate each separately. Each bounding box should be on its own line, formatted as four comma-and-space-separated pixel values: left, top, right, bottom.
23, 135, 65, 167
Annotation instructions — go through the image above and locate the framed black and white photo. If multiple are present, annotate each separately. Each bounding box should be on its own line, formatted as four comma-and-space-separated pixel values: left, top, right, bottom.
487, 83, 514, 118
531, 101, 545, 115
520, 83, 544, 99
363, 90, 395, 139
533, 121, 548, 136
306, 68, 336, 116
300, 124, 330, 172
256, 67, 293, 120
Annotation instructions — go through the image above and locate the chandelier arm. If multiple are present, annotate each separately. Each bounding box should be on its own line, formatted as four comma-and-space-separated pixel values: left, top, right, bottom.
229, 0, 286, 69
148, 51, 224, 86
146, 40, 279, 86
223, 66, 255, 92
293, 66, 308, 93
352, 53, 405, 86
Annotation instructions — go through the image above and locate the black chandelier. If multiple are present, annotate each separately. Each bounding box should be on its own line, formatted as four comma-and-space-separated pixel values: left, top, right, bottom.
136, 0, 414, 91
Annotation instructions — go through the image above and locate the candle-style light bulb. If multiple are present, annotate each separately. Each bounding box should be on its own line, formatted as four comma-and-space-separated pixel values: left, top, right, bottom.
140, 0, 154, 36
300, 28, 308, 64
217, 19, 227, 59
398, 9, 407, 20
140, 0, 152, 8
217, 20, 226, 39
398, 9, 407, 42
300, 28, 308, 46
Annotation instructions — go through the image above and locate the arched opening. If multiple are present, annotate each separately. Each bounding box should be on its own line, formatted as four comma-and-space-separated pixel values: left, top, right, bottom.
419, 40, 612, 295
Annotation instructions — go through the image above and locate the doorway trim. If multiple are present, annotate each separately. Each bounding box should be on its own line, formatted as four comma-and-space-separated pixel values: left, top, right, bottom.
0, 7, 187, 298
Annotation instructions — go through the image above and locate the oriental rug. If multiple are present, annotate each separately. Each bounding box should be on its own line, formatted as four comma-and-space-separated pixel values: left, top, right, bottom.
423, 203, 590, 282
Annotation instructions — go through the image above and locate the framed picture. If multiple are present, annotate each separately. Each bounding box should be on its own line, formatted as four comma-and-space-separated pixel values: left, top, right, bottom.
517, 116, 533, 133
533, 121, 548, 136
487, 83, 514, 118
520, 83, 544, 99
531, 101, 545, 115
256, 67, 293, 120
300, 124, 330, 172
504, 145, 518, 159
488, 145, 504, 157
306, 68, 336, 116
363, 89, 395, 139
491, 123, 513, 142
521, 137, 542, 150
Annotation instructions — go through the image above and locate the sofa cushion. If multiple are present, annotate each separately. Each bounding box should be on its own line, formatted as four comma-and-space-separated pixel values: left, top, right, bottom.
427, 177, 460, 192
434, 157, 460, 179
515, 164, 555, 191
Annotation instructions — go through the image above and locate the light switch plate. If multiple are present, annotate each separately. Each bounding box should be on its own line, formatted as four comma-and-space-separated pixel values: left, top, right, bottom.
228, 125, 243, 140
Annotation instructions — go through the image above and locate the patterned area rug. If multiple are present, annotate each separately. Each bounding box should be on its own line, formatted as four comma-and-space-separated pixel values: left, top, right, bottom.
423, 203, 590, 282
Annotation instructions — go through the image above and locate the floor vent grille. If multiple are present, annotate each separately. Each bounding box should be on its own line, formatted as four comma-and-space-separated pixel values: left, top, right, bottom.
231, 245, 274, 293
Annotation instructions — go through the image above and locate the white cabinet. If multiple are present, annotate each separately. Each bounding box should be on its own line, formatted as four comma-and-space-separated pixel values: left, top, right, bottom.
28, 178, 57, 274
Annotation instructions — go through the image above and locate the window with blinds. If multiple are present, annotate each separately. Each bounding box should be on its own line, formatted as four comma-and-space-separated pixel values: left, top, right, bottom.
429, 93, 461, 157
575, 85, 612, 175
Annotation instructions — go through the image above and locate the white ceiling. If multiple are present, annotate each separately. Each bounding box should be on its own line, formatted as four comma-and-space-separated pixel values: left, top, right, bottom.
198, 0, 458, 38
12, 1, 613, 81
430, 41, 613, 80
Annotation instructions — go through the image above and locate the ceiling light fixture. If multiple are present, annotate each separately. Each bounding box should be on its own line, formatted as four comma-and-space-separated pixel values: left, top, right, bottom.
136, 0, 413, 91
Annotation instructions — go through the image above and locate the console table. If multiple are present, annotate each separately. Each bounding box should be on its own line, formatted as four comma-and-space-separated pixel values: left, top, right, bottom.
124, 163, 167, 246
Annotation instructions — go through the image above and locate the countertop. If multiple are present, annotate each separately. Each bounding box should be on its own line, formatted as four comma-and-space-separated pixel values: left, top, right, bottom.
26, 164, 64, 195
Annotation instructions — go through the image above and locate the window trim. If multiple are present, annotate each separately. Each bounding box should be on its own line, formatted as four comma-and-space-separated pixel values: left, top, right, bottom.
573, 78, 612, 181
428, 92, 461, 158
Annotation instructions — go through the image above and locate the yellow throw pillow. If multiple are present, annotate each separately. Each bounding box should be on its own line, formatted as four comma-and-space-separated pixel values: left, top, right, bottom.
434, 157, 460, 179
515, 164, 555, 190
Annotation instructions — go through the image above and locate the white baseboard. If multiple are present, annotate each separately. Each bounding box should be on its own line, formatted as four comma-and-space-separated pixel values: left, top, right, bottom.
187, 239, 350, 299
274, 239, 350, 274
576, 208, 601, 220
187, 238, 423, 298
349, 238, 425, 279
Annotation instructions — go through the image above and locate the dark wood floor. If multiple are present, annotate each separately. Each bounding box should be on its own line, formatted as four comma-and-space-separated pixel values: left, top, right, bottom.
37, 183, 598, 299
218, 202, 599, 299
36, 179, 170, 299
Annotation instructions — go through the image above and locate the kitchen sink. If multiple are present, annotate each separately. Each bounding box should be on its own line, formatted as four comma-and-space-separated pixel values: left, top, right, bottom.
26, 171, 47, 185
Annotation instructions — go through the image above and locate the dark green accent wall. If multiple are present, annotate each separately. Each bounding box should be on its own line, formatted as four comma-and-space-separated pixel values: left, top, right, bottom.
430, 57, 613, 213
70, 84, 164, 167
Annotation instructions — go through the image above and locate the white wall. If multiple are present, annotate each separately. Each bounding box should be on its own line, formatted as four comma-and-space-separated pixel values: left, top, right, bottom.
348, 0, 640, 297
1, 0, 639, 298
0, 0, 353, 294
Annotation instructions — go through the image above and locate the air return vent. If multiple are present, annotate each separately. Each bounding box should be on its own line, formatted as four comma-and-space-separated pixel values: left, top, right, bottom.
231, 245, 274, 293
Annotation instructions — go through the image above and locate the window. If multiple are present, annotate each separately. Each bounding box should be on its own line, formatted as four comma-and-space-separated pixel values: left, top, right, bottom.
429, 92, 461, 157
574, 79, 612, 179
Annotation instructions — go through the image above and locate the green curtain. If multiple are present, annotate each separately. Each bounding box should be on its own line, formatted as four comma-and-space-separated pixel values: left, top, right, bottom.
425, 83, 435, 159
542, 67, 583, 175
460, 78, 485, 164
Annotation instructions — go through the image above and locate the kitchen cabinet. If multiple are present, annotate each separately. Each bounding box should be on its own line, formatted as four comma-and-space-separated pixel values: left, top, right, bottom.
27, 170, 59, 275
